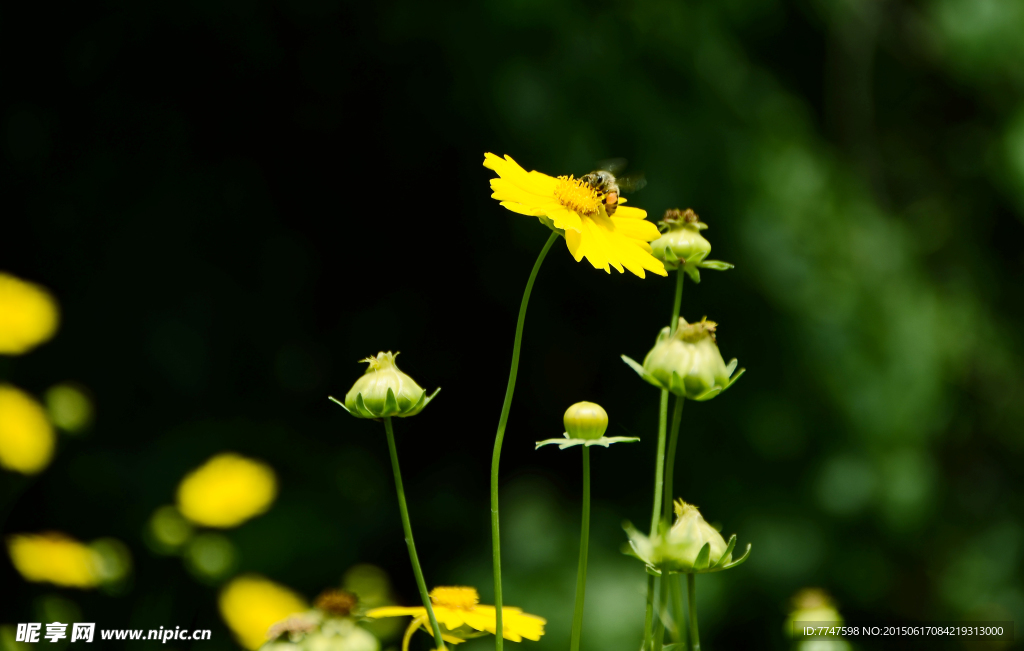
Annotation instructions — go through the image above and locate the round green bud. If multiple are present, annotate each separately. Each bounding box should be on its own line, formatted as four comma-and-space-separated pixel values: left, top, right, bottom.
642, 318, 738, 401
563, 401, 608, 440
341, 352, 438, 419
651, 209, 712, 269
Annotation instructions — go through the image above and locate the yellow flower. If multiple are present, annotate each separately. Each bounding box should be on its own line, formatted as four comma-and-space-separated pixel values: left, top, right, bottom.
0, 272, 59, 355
367, 586, 545, 651
0, 384, 55, 474
483, 154, 667, 279
219, 575, 308, 650
6, 532, 102, 588
177, 453, 277, 528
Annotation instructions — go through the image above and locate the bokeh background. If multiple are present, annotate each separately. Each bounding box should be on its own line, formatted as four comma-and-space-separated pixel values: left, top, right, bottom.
3, 0, 1024, 649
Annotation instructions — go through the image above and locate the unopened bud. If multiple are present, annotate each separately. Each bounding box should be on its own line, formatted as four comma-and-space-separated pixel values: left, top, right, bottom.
563, 402, 608, 440
335, 352, 439, 419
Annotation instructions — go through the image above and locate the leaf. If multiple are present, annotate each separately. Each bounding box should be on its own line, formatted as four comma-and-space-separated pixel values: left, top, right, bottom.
713, 535, 738, 569
699, 259, 734, 271
720, 543, 752, 570
328, 396, 350, 413
694, 542, 711, 570
354, 393, 371, 418
384, 388, 399, 416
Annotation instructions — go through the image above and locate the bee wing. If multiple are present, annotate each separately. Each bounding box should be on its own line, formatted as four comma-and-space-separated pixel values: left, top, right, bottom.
616, 172, 647, 193
596, 157, 629, 174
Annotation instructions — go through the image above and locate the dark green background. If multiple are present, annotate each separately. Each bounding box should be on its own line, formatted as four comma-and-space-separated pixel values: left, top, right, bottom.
3, 0, 1023, 649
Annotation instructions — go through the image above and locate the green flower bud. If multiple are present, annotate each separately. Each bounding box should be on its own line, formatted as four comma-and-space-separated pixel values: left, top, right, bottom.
651, 209, 733, 282
333, 352, 439, 419
624, 499, 750, 574
622, 317, 744, 401
563, 401, 608, 440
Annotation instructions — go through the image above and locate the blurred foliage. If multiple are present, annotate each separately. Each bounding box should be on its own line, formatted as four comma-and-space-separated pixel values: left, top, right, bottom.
2, 0, 1023, 649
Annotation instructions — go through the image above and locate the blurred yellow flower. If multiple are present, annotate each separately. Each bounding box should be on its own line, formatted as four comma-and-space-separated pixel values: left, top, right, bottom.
0, 272, 59, 355
7, 533, 101, 588
0, 384, 55, 474
484, 154, 666, 279
177, 453, 277, 528
367, 586, 545, 651
219, 574, 307, 650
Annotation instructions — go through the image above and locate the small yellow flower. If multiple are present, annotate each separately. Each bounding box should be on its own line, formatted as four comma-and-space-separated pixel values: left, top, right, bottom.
177, 453, 277, 528
0, 272, 59, 355
6, 532, 102, 588
367, 586, 545, 651
0, 384, 55, 474
484, 154, 667, 279
219, 575, 308, 650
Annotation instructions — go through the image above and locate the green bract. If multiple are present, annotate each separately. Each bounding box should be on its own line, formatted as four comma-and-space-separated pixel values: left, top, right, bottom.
330, 352, 439, 419
622, 317, 744, 401
624, 499, 750, 575
651, 209, 733, 283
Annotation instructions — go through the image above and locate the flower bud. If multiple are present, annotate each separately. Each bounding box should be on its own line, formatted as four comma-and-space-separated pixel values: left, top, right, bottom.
651, 209, 733, 282
337, 352, 439, 419
563, 402, 608, 440
623, 499, 750, 574
623, 317, 743, 401
652, 209, 711, 269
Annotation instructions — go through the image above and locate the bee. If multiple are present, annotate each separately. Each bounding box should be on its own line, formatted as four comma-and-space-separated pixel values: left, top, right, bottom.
580, 159, 647, 216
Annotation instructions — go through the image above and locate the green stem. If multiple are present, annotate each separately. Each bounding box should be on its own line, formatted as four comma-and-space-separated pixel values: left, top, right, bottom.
687, 574, 701, 651
652, 575, 668, 651
383, 417, 446, 650
670, 266, 684, 334
569, 447, 591, 651
490, 231, 558, 651
644, 268, 686, 651
669, 575, 688, 646
643, 574, 656, 651
663, 396, 685, 522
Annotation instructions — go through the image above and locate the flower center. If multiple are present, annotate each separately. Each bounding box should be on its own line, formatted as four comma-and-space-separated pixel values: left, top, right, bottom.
554, 175, 603, 217
360, 351, 398, 371
429, 586, 480, 610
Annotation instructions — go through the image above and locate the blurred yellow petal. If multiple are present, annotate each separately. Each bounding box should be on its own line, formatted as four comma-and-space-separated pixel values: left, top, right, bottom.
176, 453, 277, 528
0, 273, 59, 355
0, 384, 55, 474
7, 533, 101, 588
219, 575, 307, 650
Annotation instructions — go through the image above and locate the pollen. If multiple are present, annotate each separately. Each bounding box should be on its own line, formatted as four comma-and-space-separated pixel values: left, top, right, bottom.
429, 586, 480, 610
554, 175, 603, 217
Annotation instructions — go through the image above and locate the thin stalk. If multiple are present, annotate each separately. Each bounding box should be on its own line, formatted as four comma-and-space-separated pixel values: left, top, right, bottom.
490, 231, 559, 651
384, 417, 446, 650
669, 575, 688, 646
663, 396, 685, 523
644, 268, 686, 651
569, 447, 591, 651
687, 574, 701, 651
643, 574, 656, 651
652, 575, 669, 651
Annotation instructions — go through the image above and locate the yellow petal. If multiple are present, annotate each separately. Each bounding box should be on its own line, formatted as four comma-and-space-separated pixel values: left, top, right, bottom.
366, 606, 427, 618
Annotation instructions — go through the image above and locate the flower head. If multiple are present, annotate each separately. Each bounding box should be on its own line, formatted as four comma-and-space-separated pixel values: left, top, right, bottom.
624, 499, 750, 574
484, 154, 667, 279
261, 589, 378, 651
366, 586, 545, 651
651, 209, 734, 282
623, 317, 744, 401
333, 352, 439, 419
6, 532, 103, 588
0, 384, 55, 475
0, 272, 59, 355
536, 401, 639, 450
220, 575, 308, 650
177, 453, 278, 528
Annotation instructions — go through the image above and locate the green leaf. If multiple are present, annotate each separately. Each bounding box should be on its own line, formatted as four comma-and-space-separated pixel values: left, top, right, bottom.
720, 543, 752, 570
694, 542, 711, 570
713, 535, 738, 569
699, 259, 734, 271
684, 265, 702, 283
354, 393, 371, 418
328, 396, 350, 413
384, 388, 399, 416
